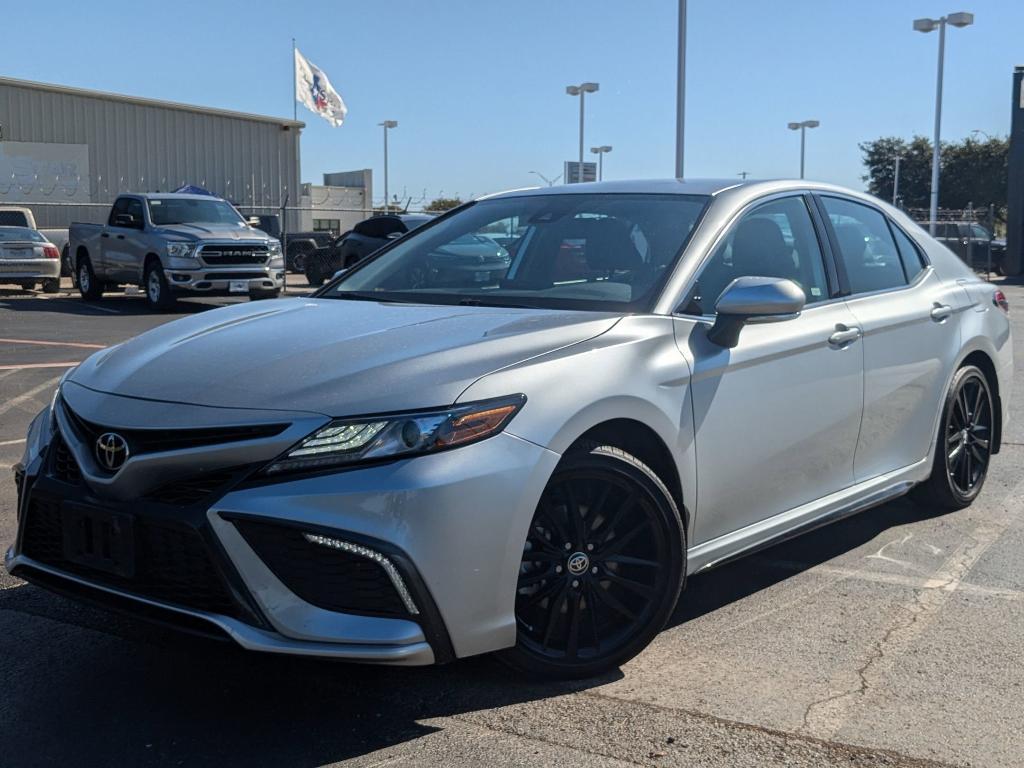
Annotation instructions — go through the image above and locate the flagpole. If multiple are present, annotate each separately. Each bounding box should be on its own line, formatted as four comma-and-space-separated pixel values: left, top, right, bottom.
292, 38, 297, 121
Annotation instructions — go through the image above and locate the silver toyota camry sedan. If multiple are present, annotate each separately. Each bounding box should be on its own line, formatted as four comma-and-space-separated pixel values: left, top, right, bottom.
7, 179, 1012, 678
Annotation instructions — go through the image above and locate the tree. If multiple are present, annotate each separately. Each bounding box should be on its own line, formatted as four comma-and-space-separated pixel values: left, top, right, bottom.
860, 134, 1008, 221
424, 196, 463, 212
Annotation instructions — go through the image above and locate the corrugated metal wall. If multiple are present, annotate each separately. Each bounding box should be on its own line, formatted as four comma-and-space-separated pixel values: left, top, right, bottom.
0, 78, 302, 229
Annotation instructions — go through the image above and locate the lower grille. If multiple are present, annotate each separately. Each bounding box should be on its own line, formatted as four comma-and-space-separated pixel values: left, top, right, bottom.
233, 518, 410, 617
20, 497, 243, 619
52, 435, 82, 485
203, 271, 269, 281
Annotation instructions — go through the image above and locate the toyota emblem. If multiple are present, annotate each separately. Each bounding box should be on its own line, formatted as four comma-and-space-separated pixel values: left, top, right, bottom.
95, 432, 130, 471
567, 551, 590, 576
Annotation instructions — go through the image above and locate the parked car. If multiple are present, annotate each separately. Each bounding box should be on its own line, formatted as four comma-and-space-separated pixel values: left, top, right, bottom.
305, 213, 434, 286
68, 193, 285, 309
921, 220, 1006, 274
8, 179, 1011, 679
0, 205, 71, 276
0, 226, 61, 292
247, 214, 335, 272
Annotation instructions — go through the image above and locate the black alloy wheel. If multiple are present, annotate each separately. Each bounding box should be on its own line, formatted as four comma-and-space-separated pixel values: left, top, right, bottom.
500, 445, 685, 678
915, 365, 994, 510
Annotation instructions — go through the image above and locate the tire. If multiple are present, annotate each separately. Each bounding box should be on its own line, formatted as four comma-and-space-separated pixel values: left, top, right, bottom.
77, 256, 104, 301
306, 257, 325, 287
41, 278, 60, 294
60, 246, 72, 277
144, 261, 176, 310
249, 288, 281, 301
913, 365, 995, 511
498, 444, 686, 679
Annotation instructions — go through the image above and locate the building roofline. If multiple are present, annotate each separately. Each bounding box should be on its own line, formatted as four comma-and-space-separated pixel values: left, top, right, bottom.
0, 76, 305, 129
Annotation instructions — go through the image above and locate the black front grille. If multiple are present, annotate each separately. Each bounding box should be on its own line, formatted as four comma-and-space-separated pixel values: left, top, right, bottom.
145, 467, 245, 506
200, 245, 269, 265
203, 272, 269, 281
51, 435, 82, 485
233, 519, 410, 617
61, 401, 286, 455
20, 497, 243, 619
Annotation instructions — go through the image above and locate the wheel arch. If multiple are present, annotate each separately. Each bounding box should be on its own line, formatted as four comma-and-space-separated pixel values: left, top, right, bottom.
74, 244, 90, 271
141, 252, 162, 283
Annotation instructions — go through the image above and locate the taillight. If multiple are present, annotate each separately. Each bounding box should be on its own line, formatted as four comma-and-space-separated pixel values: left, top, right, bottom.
43, 245, 60, 259
993, 289, 1009, 313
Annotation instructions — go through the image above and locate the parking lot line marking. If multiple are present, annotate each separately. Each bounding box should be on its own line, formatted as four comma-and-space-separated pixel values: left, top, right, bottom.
0, 338, 105, 350
0, 375, 61, 419
81, 304, 121, 315
0, 438, 26, 446
0, 362, 81, 371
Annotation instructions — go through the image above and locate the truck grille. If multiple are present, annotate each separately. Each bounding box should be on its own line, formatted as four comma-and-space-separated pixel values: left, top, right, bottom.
199, 245, 270, 266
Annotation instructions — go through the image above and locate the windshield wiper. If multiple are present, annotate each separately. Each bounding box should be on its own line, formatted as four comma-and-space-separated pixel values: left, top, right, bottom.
457, 298, 535, 309
327, 291, 404, 303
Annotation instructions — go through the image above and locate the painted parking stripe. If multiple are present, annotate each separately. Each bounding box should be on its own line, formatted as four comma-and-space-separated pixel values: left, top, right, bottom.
0, 338, 105, 350
0, 362, 81, 371
0, 375, 62, 418
0, 438, 27, 446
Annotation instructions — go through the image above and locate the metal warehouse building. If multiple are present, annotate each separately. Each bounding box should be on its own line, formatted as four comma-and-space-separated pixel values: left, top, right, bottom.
0, 76, 303, 229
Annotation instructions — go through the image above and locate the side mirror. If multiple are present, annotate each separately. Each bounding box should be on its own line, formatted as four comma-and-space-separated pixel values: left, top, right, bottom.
707, 276, 805, 348
331, 268, 349, 281
247, 216, 262, 226
386, 231, 404, 240
113, 213, 138, 228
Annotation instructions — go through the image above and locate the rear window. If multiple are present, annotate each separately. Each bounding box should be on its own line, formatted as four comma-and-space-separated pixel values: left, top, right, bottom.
0, 227, 45, 242
0, 210, 31, 227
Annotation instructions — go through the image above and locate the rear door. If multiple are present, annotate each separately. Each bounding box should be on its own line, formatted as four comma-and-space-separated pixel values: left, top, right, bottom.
816, 195, 965, 480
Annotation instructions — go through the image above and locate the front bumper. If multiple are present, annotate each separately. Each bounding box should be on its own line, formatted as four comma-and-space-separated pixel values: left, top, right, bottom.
7, 395, 558, 664
164, 264, 284, 294
0, 259, 60, 281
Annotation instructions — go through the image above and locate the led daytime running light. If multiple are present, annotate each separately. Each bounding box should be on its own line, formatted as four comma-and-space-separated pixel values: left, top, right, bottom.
302, 533, 419, 614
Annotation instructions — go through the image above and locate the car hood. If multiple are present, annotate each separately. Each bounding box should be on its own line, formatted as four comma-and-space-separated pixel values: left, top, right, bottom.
152, 223, 274, 244
69, 298, 620, 416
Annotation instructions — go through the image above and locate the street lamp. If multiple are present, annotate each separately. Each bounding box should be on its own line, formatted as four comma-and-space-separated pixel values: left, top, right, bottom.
566, 82, 599, 182
893, 155, 903, 207
675, 0, 687, 178
914, 11, 974, 235
590, 145, 612, 181
971, 128, 992, 140
529, 170, 562, 187
787, 120, 820, 179
378, 120, 398, 211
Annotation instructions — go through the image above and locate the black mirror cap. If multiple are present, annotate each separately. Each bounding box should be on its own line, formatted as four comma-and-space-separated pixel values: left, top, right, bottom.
706, 276, 806, 349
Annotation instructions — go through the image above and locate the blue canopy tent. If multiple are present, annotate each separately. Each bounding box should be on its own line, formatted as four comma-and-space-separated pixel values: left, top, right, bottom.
172, 184, 215, 196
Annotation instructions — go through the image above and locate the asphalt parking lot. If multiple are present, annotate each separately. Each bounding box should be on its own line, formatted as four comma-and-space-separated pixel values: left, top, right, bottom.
1, 278, 1022, 767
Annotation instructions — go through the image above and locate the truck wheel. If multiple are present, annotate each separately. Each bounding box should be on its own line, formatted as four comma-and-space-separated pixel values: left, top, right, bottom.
144, 262, 176, 310
41, 278, 60, 294
306, 260, 325, 287
60, 245, 72, 277
77, 257, 104, 301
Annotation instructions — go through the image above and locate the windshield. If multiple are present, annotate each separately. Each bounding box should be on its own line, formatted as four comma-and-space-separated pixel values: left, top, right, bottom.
0, 227, 45, 242
147, 198, 245, 226
319, 193, 708, 311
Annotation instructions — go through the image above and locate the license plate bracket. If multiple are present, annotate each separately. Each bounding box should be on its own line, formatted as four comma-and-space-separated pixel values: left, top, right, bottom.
61, 504, 136, 578
228, 280, 249, 294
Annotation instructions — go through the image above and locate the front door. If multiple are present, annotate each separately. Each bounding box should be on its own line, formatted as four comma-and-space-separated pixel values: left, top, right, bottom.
677, 194, 865, 546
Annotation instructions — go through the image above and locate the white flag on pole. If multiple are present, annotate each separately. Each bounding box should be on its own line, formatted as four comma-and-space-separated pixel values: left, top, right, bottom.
294, 48, 347, 127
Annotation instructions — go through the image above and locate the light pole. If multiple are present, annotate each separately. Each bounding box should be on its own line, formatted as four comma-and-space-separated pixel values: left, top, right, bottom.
738, 171, 750, 179
787, 120, 820, 179
590, 146, 612, 180
379, 120, 398, 211
529, 170, 562, 187
675, 0, 687, 178
971, 128, 992, 140
566, 82, 599, 182
893, 155, 903, 206
914, 11, 974, 235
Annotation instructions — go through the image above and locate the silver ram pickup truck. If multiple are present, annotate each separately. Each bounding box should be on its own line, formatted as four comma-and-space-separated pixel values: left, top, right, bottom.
69, 193, 284, 309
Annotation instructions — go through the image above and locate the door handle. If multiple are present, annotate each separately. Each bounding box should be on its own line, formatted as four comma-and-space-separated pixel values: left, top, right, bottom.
100, 233, 109, 238
116, 235, 125, 240
828, 325, 862, 347
930, 304, 953, 322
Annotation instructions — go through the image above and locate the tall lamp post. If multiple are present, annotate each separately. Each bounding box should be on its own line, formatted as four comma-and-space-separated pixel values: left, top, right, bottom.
566, 82, 599, 182
892, 155, 903, 207
787, 120, 820, 179
590, 145, 613, 180
379, 120, 398, 211
675, 0, 687, 178
529, 170, 562, 187
914, 11, 974, 235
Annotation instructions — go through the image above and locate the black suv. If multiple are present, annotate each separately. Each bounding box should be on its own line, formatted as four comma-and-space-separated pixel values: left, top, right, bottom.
923, 221, 1006, 275
305, 214, 433, 286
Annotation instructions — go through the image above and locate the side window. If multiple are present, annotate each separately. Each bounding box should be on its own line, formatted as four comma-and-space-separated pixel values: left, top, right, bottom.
107, 198, 130, 226
890, 224, 926, 282
821, 197, 906, 294
125, 199, 144, 229
685, 196, 828, 315
969, 224, 990, 240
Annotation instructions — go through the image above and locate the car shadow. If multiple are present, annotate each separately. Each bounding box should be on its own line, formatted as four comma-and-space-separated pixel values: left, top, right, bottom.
0, 493, 951, 766
0, 291, 230, 317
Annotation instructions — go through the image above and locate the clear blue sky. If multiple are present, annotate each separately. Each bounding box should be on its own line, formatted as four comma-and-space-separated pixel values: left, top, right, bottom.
2, 0, 1021, 204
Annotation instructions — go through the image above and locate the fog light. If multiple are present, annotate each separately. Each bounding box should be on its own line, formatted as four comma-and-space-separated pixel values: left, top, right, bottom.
302, 532, 419, 614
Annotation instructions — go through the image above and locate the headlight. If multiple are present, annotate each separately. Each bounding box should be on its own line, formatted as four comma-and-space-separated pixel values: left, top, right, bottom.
166, 242, 196, 259
267, 241, 282, 257
264, 395, 526, 475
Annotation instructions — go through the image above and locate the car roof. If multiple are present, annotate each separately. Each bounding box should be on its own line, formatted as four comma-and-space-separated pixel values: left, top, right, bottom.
480, 178, 886, 201
125, 193, 226, 201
